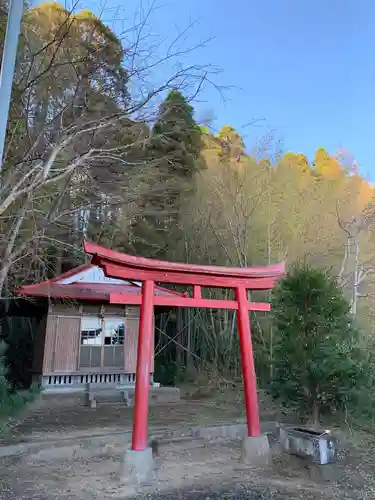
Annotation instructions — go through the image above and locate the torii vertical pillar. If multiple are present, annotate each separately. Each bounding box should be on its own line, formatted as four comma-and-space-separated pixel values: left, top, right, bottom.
235, 286, 261, 437
132, 280, 155, 451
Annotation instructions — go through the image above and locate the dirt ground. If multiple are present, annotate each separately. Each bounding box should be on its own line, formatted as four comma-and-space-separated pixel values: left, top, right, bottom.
0, 390, 374, 499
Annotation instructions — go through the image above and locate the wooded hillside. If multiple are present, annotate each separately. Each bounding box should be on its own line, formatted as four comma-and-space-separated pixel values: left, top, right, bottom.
1, 1, 375, 387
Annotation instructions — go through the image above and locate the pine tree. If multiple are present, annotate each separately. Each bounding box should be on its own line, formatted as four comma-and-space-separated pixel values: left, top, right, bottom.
271, 264, 367, 424
131, 90, 204, 257
152, 89, 204, 177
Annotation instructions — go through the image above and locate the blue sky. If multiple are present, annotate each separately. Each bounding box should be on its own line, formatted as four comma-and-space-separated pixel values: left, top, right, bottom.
74, 0, 373, 177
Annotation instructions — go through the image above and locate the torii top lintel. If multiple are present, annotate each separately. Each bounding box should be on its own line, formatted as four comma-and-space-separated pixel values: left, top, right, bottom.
84, 241, 285, 310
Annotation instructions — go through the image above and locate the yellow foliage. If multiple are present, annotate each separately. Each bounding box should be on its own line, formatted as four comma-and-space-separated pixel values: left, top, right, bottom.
178, 134, 375, 331
314, 147, 343, 180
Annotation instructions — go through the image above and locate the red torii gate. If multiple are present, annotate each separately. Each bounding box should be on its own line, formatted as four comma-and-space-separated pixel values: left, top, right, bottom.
84, 241, 285, 452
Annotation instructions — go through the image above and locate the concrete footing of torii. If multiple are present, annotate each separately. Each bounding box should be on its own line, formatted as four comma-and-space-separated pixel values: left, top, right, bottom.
120, 421, 277, 485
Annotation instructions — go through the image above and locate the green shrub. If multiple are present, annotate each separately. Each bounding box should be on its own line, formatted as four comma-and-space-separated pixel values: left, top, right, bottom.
0, 341, 10, 405
271, 264, 369, 425
0, 341, 39, 433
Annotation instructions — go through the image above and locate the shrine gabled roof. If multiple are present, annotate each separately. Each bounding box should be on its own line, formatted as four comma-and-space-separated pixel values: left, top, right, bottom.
84, 241, 286, 279
17, 263, 183, 301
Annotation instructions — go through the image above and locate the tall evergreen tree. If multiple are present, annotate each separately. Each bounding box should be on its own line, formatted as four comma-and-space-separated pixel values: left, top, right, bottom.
131, 90, 204, 257
152, 89, 204, 176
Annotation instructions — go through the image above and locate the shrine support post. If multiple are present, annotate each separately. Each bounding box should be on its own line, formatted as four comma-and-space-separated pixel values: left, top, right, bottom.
132, 280, 155, 451
235, 286, 261, 437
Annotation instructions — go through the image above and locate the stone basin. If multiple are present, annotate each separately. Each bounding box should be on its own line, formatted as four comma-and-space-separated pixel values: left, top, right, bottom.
279, 425, 338, 465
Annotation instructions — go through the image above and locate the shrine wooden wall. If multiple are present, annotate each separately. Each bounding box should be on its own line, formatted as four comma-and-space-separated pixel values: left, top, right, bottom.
39, 302, 154, 375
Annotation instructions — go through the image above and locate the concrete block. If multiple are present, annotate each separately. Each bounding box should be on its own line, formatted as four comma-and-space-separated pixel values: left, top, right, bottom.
241, 435, 270, 465
192, 423, 247, 440
84, 391, 96, 408
121, 390, 134, 407
120, 447, 155, 485
191, 421, 278, 441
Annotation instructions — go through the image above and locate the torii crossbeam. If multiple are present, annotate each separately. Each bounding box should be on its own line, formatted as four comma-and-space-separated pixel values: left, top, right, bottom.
84, 241, 285, 452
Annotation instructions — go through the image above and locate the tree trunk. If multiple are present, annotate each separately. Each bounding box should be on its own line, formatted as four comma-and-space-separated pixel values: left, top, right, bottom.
351, 236, 360, 316
311, 401, 320, 427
